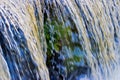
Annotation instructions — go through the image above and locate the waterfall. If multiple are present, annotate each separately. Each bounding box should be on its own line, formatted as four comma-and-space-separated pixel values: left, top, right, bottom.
0, 0, 49, 80
0, 0, 120, 80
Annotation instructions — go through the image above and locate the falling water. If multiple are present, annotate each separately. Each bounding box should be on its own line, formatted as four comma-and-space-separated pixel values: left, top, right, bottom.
0, 0, 49, 80
0, 0, 120, 80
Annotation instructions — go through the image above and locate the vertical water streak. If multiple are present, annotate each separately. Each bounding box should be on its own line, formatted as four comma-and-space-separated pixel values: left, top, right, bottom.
0, 0, 50, 80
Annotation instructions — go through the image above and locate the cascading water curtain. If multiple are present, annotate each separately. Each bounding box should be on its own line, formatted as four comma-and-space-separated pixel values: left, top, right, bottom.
0, 0, 120, 80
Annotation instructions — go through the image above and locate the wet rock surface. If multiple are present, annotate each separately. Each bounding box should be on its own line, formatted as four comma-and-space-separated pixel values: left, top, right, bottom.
0, 0, 120, 80
43, 0, 120, 80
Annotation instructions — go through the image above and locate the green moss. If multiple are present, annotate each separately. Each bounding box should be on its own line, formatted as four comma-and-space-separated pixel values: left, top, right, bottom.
44, 19, 84, 74
64, 55, 83, 72
65, 55, 82, 63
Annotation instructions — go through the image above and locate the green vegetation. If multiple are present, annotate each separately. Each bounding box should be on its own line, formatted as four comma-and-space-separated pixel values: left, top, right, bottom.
44, 19, 85, 74
44, 20, 71, 52
64, 55, 83, 72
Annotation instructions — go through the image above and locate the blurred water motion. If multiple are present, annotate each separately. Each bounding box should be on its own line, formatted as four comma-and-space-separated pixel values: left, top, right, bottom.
0, 0, 120, 80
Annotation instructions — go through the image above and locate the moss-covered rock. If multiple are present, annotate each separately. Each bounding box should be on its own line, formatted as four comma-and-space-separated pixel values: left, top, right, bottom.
44, 19, 87, 79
